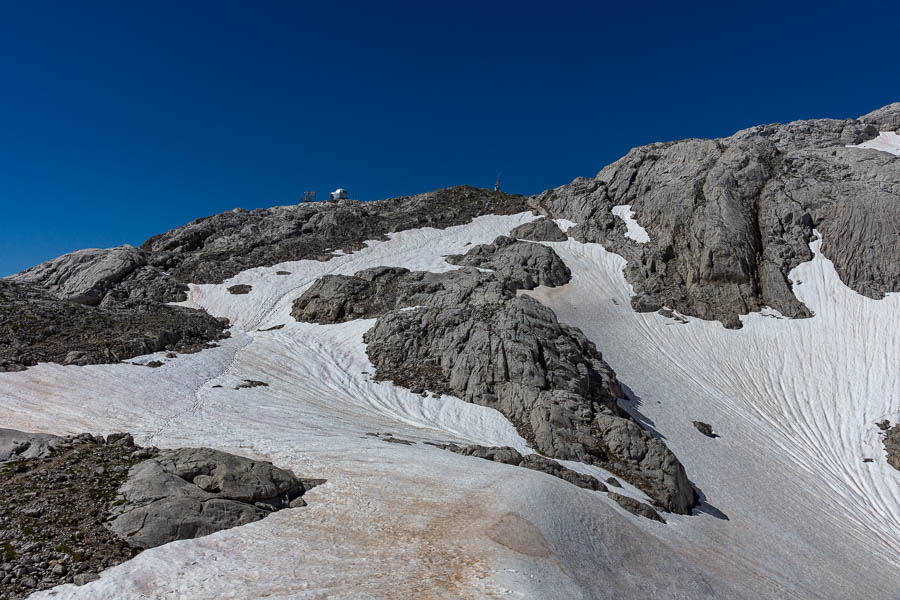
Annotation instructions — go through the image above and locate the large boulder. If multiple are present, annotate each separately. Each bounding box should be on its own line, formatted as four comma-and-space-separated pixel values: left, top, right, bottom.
509, 217, 568, 242
107, 447, 307, 549
363, 296, 695, 514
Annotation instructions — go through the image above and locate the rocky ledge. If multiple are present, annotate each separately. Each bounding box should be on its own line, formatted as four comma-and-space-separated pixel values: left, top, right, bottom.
0, 430, 319, 600
429, 443, 665, 522
293, 238, 696, 514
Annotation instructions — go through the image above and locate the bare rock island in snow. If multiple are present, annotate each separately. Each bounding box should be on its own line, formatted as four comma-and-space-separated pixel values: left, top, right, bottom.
293, 238, 696, 514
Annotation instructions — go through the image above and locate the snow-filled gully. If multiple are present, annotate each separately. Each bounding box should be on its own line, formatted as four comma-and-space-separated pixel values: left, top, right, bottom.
1, 211, 898, 599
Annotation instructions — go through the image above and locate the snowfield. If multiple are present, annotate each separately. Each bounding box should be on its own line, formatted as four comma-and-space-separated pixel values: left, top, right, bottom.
1, 209, 899, 598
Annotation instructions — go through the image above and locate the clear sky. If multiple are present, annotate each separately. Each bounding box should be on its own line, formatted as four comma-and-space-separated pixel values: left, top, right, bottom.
1, 1, 897, 276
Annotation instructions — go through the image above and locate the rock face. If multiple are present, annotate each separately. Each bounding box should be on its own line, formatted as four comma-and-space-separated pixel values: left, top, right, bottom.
292, 236, 568, 324
363, 296, 693, 513
2, 187, 528, 371
293, 244, 696, 514
508, 217, 568, 242
107, 447, 308, 549
531, 105, 900, 327
8, 245, 185, 307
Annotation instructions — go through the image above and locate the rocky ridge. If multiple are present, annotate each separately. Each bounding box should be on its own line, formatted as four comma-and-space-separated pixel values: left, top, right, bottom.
531, 104, 900, 327
1, 188, 529, 372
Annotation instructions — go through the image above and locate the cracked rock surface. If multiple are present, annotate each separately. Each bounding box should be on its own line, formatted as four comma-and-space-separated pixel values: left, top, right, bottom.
531, 105, 900, 327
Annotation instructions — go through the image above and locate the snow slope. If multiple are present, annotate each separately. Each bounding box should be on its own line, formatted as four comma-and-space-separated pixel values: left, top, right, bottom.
1, 208, 898, 598
524, 231, 900, 598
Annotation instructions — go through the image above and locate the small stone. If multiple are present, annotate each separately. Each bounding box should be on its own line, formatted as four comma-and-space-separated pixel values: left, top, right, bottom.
289, 497, 307, 508
74, 572, 100, 586
51, 563, 66, 576
145, 360, 164, 368
606, 477, 622, 488
692, 421, 715, 438
227, 284, 252, 295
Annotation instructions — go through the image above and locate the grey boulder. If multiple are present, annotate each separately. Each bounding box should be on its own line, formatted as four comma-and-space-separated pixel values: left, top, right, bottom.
107, 447, 307, 549
509, 217, 568, 242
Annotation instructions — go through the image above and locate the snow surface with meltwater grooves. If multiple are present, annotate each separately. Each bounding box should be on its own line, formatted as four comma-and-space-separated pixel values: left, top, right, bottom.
0, 190, 897, 598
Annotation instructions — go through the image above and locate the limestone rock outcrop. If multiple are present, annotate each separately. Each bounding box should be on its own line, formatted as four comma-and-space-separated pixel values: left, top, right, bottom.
107, 447, 311, 549
531, 106, 900, 327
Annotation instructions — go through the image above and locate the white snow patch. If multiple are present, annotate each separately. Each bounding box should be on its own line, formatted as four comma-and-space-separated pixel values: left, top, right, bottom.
552, 218, 577, 232
847, 131, 900, 156
611, 205, 650, 243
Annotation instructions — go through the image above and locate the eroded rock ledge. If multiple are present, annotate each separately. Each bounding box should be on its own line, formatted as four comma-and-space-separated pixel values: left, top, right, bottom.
293, 238, 696, 514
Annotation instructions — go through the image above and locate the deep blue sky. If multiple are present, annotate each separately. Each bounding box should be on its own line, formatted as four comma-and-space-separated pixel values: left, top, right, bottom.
1, 1, 897, 276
